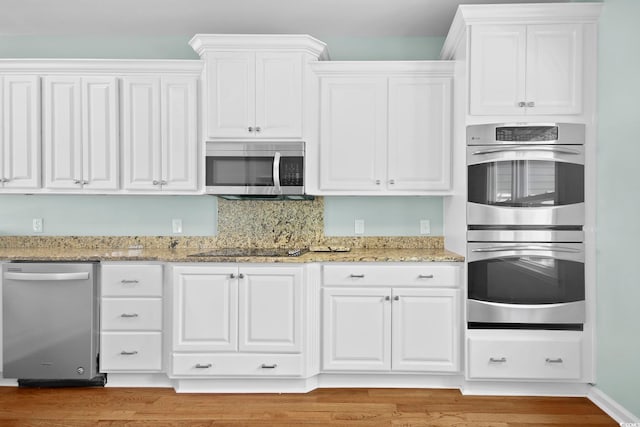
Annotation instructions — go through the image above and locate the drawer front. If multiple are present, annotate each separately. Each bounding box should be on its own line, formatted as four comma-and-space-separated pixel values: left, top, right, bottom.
323, 264, 458, 287
101, 298, 162, 331
171, 353, 304, 377
102, 264, 163, 297
468, 335, 582, 380
100, 332, 162, 371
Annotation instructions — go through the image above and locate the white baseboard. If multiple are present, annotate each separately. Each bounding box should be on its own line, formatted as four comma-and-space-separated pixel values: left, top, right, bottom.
589, 386, 639, 424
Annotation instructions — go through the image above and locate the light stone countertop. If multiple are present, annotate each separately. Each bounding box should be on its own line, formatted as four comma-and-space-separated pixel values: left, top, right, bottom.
0, 247, 464, 263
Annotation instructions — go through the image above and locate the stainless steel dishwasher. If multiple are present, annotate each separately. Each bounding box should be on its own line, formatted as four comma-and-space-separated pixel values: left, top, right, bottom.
2, 262, 104, 385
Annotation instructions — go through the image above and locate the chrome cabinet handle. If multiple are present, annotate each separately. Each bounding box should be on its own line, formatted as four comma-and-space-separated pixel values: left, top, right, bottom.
349, 274, 365, 278
472, 146, 581, 156
160, 180, 167, 185
195, 363, 212, 369
545, 358, 563, 364
527, 101, 535, 108
248, 126, 254, 133
418, 274, 434, 279
238, 273, 245, 279
260, 364, 278, 369
83, 180, 89, 185
120, 350, 138, 356
152, 180, 160, 185
384, 296, 391, 301
255, 126, 261, 133
471, 245, 581, 253
375, 180, 381, 185
120, 279, 139, 284
73, 179, 82, 184
389, 179, 395, 185
393, 296, 399, 301
1, 178, 9, 182
517, 101, 526, 107
230, 273, 236, 279
120, 313, 139, 318
489, 357, 507, 363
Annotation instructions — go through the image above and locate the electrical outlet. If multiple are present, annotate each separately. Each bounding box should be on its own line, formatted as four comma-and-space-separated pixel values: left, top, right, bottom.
33, 218, 43, 233
420, 219, 431, 235
172, 218, 183, 234
354, 219, 365, 235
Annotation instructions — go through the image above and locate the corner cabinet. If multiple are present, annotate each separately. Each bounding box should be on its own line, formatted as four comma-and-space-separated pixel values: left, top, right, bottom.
312, 62, 453, 195
122, 76, 199, 192
321, 263, 461, 373
189, 34, 328, 140
169, 264, 305, 377
0, 75, 41, 190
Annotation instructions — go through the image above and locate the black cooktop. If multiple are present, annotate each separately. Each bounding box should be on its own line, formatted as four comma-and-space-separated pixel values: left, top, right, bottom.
188, 248, 308, 257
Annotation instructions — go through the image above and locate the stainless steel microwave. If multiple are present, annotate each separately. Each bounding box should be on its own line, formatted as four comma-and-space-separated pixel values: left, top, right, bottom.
205, 141, 305, 196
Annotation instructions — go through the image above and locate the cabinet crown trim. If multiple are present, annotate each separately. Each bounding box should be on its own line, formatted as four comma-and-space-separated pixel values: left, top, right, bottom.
0, 59, 203, 75
441, 3, 603, 60
189, 34, 328, 60
311, 61, 455, 77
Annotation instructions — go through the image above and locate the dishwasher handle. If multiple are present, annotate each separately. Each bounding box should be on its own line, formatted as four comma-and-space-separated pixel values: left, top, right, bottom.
4, 272, 90, 281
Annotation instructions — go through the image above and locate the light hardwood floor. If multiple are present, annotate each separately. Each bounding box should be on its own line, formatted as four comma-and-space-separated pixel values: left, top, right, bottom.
0, 387, 617, 426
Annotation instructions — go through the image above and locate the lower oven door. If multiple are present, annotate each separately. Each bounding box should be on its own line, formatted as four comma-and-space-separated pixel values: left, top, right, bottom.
467, 242, 585, 324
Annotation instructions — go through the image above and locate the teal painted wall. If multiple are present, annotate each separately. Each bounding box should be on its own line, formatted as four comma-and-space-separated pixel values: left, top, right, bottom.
0, 35, 444, 237
596, 0, 640, 418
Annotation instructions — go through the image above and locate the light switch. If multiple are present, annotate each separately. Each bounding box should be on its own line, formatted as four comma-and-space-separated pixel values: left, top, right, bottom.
32, 218, 43, 233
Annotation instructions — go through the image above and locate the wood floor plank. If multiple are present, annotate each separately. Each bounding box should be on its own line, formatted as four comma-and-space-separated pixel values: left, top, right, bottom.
0, 386, 618, 426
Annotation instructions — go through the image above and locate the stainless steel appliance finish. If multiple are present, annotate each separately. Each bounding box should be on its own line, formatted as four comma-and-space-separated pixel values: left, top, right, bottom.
2, 262, 99, 380
467, 124, 585, 227
205, 141, 305, 196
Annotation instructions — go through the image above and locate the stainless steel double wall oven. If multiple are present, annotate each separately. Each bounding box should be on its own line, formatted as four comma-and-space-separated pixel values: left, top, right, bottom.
466, 123, 586, 330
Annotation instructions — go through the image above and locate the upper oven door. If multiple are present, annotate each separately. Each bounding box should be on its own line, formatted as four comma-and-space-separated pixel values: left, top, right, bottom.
467, 145, 584, 226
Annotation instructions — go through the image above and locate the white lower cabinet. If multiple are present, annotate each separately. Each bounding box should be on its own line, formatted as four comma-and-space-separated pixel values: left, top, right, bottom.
322, 264, 461, 373
99, 263, 163, 373
467, 330, 583, 381
170, 264, 304, 377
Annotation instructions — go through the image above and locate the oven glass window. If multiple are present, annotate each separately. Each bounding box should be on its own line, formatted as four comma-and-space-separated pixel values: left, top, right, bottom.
206, 157, 275, 187
468, 160, 583, 207
468, 256, 584, 304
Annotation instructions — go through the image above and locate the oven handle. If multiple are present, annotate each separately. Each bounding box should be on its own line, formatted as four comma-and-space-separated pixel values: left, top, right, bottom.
273, 152, 282, 194
471, 245, 582, 253
471, 146, 582, 156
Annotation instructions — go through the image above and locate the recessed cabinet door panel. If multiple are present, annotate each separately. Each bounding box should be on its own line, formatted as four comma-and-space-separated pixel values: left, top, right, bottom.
388, 77, 451, 191
322, 288, 391, 371
43, 77, 83, 189
161, 77, 198, 191
122, 77, 161, 191
2, 76, 41, 189
82, 77, 119, 190
391, 288, 460, 372
206, 52, 255, 139
173, 267, 238, 352
319, 77, 387, 191
526, 24, 583, 115
239, 266, 302, 353
255, 53, 303, 138
469, 25, 527, 115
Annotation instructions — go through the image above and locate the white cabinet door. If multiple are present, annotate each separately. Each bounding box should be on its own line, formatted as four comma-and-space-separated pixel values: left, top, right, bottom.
388, 77, 452, 191
238, 266, 303, 353
205, 52, 255, 139
526, 24, 583, 115
391, 288, 460, 372
469, 25, 527, 116
82, 77, 119, 190
173, 266, 238, 352
122, 77, 162, 191
319, 77, 387, 191
255, 53, 303, 138
43, 76, 83, 189
322, 287, 391, 371
1, 76, 41, 189
161, 77, 198, 191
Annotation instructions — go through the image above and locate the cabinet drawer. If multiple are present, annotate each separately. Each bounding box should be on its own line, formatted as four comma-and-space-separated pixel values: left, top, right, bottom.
101, 298, 162, 331
467, 333, 582, 380
101, 264, 162, 297
323, 264, 458, 287
100, 332, 162, 371
171, 353, 304, 377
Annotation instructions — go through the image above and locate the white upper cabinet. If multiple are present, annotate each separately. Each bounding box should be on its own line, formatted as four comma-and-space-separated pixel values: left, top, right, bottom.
43, 76, 118, 190
313, 62, 453, 195
469, 23, 584, 116
122, 76, 198, 192
189, 34, 327, 140
0, 76, 40, 190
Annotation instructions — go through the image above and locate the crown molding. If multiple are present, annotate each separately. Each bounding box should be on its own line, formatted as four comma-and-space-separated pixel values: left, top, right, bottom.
189, 34, 328, 60
310, 61, 454, 77
0, 59, 203, 75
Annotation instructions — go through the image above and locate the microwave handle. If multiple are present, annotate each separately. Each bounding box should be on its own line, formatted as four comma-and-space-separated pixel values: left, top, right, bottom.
273, 152, 282, 194
471, 146, 582, 156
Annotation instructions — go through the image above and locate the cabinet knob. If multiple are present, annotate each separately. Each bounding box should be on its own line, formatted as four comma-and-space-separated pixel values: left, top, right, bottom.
152, 180, 160, 185
83, 180, 89, 185
1, 178, 9, 182
248, 126, 254, 133
389, 179, 395, 185
238, 273, 245, 279
230, 273, 236, 279
517, 101, 526, 108
73, 179, 82, 185
393, 296, 399, 301
255, 127, 261, 133
526, 101, 535, 108
384, 296, 391, 301
375, 180, 381, 185
160, 180, 167, 185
